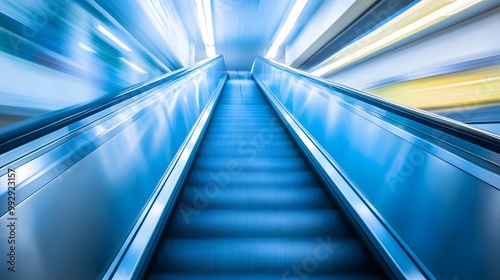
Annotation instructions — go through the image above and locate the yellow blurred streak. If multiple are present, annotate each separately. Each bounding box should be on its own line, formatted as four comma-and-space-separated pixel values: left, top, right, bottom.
368, 65, 500, 111
311, 0, 482, 76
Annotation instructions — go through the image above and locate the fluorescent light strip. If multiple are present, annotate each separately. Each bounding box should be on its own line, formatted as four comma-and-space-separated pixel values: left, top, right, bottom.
195, 0, 216, 57
203, 0, 214, 45
78, 42, 96, 53
138, 0, 189, 68
195, 0, 208, 43
120, 57, 147, 74
311, 0, 482, 77
97, 25, 132, 52
266, 0, 308, 59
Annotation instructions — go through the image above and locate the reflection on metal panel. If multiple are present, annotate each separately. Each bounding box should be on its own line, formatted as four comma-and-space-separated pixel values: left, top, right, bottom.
0, 57, 226, 279
252, 57, 500, 279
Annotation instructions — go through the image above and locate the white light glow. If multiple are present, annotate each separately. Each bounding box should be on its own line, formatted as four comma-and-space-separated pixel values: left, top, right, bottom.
138, 0, 189, 67
195, 0, 216, 57
78, 42, 96, 53
266, 0, 308, 59
97, 25, 132, 52
206, 45, 216, 58
311, 0, 482, 77
120, 57, 147, 74
203, 0, 214, 45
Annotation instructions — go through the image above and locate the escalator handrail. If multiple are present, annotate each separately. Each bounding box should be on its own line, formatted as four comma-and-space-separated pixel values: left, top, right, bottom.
0, 55, 224, 155
252, 56, 500, 152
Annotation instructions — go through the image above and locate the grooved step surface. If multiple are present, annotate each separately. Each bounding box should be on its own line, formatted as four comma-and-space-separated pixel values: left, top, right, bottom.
146, 79, 383, 279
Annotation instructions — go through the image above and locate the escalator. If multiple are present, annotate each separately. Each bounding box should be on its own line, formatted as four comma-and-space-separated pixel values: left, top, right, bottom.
145, 78, 385, 279
4, 56, 496, 280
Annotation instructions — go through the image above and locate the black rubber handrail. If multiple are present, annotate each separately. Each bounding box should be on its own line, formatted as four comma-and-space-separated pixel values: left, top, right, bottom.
253, 56, 500, 152
0, 56, 224, 155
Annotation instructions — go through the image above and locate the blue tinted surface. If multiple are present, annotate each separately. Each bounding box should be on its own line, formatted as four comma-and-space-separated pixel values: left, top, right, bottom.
146, 79, 384, 279
252, 57, 500, 279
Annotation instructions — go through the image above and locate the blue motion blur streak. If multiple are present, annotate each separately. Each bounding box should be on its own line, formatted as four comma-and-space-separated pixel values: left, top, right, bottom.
0, 0, 167, 127
0, 55, 227, 280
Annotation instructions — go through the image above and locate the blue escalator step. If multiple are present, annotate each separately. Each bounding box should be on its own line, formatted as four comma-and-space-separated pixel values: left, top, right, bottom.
176, 186, 332, 210
192, 157, 309, 171
149, 274, 384, 280
185, 170, 319, 187
196, 147, 301, 158
202, 132, 291, 141
149, 238, 379, 275
199, 139, 295, 150
165, 209, 355, 238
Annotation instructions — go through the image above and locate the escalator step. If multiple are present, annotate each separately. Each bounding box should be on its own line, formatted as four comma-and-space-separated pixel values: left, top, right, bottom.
191, 157, 308, 171
149, 275, 384, 280
177, 185, 332, 210
149, 238, 379, 275
165, 209, 354, 238
184, 170, 319, 187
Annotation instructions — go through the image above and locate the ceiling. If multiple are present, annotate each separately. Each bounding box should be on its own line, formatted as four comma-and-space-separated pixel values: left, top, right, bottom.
96, 0, 322, 71
174, 0, 322, 70
209, 0, 294, 70
91, 0, 500, 73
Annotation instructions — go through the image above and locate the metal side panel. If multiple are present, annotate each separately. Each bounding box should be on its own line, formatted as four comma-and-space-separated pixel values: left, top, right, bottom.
252, 77, 423, 280
0, 58, 227, 279
108, 73, 227, 280
251, 57, 500, 280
